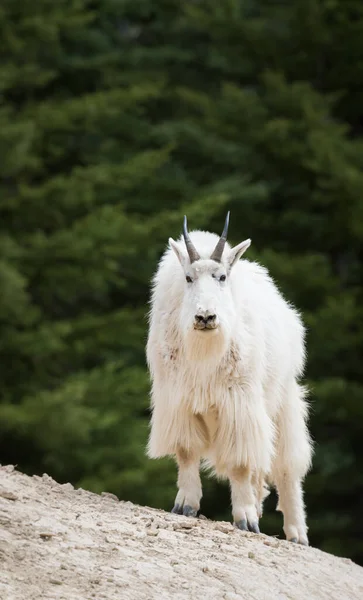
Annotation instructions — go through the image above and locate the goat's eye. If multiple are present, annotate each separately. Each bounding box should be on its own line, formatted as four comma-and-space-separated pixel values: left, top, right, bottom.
186, 275, 193, 283
219, 274, 226, 282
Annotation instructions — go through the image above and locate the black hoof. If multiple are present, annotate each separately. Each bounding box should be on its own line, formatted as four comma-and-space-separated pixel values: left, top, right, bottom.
171, 504, 183, 515
235, 519, 249, 531
248, 521, 260, 534
289, 537, 298, 543
183, 505, 198, 517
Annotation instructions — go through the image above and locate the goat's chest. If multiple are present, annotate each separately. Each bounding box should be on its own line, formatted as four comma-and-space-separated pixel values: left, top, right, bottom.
197, 407, 219, 444
181, 367, 245, 415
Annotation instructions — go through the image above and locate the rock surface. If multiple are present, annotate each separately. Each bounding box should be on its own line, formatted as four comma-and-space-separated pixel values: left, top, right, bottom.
0, 465, 362, 600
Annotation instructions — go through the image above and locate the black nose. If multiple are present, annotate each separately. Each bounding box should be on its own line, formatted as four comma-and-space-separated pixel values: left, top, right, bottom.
195, 314, 217, 325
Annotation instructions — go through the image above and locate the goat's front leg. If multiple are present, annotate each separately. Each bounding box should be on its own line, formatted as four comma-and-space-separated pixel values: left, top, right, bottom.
171, 448, 202, 517
229, 466, 260, 533
219, 386, 274, 534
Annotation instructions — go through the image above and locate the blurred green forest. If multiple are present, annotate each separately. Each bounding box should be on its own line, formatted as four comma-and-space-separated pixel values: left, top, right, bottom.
1, 0, 363, 564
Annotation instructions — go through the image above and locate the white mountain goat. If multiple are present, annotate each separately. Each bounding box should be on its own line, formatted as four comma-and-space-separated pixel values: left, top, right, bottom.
146, 212, 313, 544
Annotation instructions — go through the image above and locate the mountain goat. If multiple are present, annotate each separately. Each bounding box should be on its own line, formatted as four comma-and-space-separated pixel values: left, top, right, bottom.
146, 212, 313, 544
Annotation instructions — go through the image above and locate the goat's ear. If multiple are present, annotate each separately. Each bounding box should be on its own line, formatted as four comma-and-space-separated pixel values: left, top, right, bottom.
169, 238, 187, 267
227, 239, 251, 270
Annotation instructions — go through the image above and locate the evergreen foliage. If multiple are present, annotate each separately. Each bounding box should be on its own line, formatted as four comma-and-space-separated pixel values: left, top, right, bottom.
1, 0, 362, 564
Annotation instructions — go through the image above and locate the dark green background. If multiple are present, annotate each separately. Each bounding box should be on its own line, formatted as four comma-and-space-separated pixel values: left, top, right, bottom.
1, 0, 362, 565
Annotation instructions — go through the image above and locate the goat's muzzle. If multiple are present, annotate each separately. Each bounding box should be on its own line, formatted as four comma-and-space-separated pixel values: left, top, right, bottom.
193, 312, 218, 331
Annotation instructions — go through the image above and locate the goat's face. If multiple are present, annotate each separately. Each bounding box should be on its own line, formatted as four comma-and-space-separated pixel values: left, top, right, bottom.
177, 258, 232, 335
169, 213, 251, 359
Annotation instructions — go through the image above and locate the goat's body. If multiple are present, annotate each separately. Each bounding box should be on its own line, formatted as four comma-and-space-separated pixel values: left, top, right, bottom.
147, 230, 313, 543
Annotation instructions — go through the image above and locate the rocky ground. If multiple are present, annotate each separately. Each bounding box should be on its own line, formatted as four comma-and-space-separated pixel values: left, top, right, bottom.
0, 465, 362, 600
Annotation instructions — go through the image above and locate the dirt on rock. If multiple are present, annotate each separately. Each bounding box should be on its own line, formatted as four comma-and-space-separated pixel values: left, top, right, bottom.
0, 465, 362, 600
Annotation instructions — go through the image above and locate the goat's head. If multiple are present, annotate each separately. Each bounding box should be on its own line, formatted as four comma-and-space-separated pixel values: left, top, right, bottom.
168, 212, 251, 358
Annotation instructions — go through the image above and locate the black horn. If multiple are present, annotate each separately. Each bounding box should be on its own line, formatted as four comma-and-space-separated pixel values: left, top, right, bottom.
183, 215, 200, 263
210, 211, 230, 262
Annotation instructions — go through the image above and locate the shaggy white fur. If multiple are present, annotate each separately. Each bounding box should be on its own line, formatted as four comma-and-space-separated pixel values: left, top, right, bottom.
146, 224, 313, 544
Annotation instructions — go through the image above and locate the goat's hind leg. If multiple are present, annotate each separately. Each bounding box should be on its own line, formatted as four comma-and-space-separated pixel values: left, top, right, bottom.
274, 473, 309, 545
252, 470, 270, 519
273, 382, 313, 545
172, 448, 202, 517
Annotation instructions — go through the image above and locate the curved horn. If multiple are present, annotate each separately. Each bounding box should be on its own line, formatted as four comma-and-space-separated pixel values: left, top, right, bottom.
183, 215, 200, 263
210, 211, 230, 262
